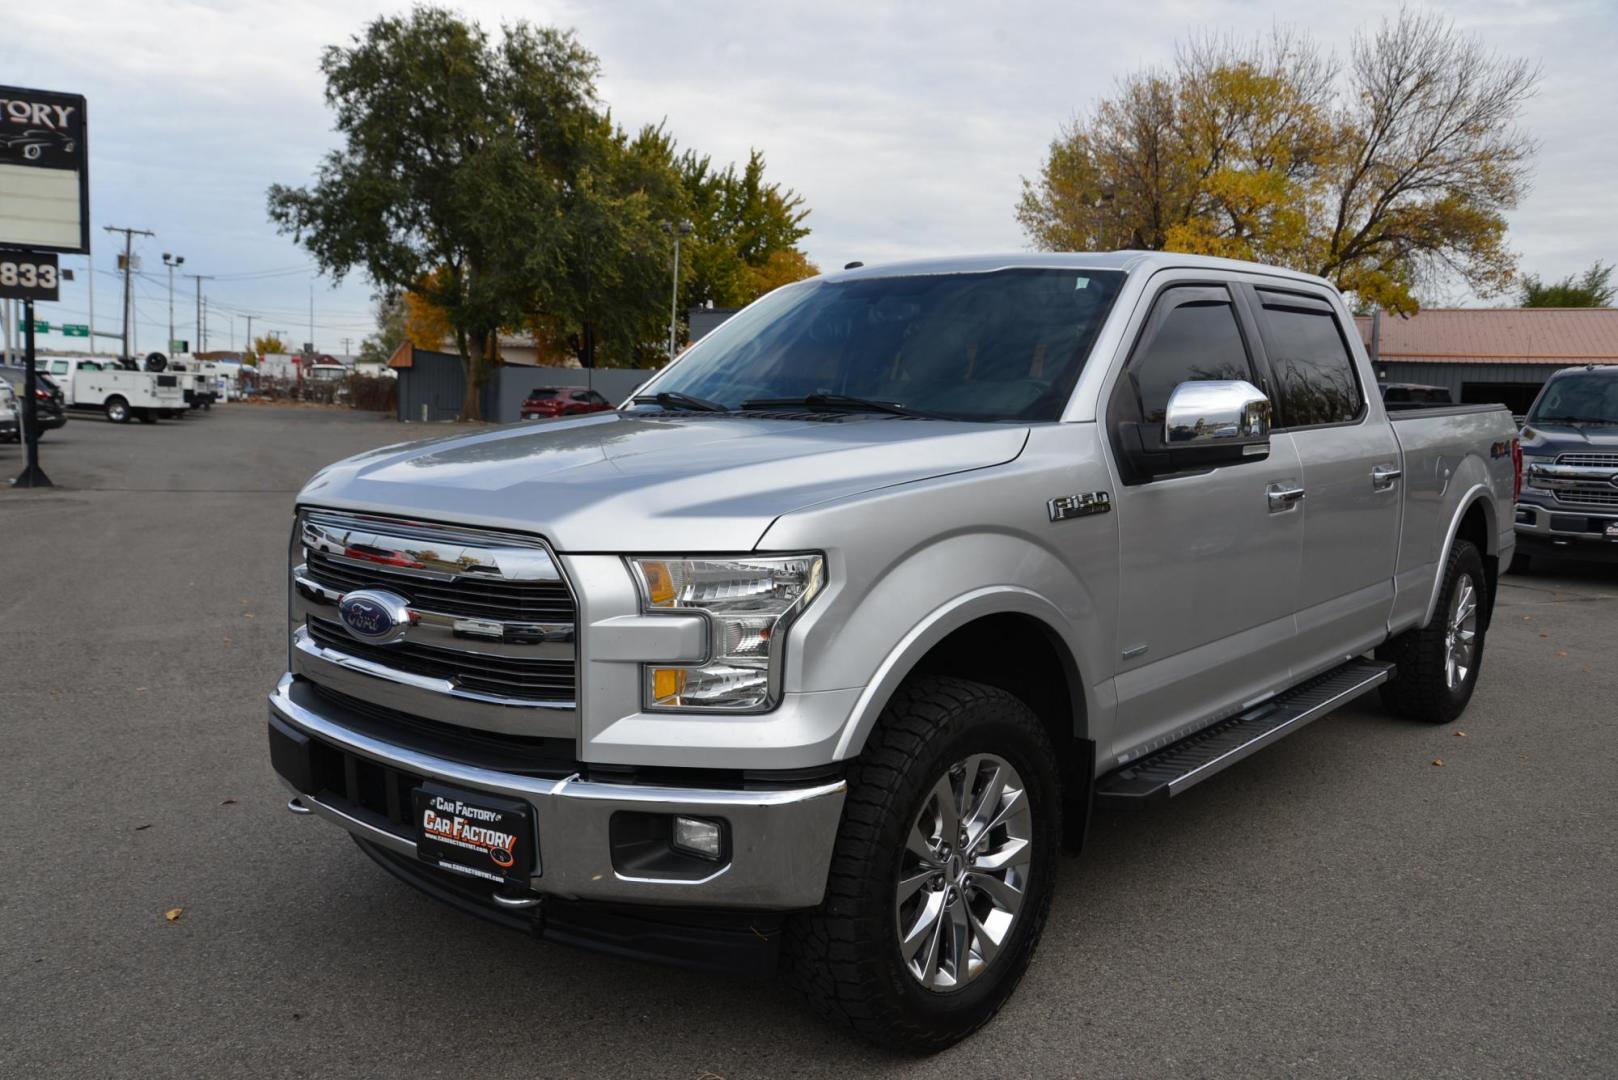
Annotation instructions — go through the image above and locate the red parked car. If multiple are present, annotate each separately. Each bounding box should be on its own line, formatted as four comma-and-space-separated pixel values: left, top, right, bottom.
520, 386, 613, 420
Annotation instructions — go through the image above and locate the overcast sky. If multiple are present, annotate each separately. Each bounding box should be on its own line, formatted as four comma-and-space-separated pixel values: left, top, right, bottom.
3, 0, 1614, 356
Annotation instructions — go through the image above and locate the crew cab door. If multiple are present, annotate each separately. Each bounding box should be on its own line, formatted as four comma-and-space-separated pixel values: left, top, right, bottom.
1245, 286, 1401, 674
1104, 279, 1304, 761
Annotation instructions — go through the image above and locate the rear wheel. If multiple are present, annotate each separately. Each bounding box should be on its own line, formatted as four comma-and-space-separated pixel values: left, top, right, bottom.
785, 676, 1060, 1052
136, 409, 157, 424
1378, 539, 1488, 723
104, 396, 130, 424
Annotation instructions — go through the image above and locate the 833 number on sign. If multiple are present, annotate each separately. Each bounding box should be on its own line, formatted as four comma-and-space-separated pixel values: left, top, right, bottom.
0, 252, 60, 301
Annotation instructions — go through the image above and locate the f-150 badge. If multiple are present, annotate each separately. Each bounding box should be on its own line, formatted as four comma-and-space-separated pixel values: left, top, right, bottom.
1048, 492, 1111, 522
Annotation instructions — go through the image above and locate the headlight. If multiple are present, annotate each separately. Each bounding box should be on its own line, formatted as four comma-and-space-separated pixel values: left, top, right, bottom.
1520, 454, 1556, 489
628, 554, 825, 712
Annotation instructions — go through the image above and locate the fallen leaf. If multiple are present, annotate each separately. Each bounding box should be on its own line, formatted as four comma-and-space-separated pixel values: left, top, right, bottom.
243, 613, 256, 620
165, 908, 184, 922
133, 687, 147, 693
1539, 633, 1548, 639
1431, 759, 1445, 767
1522, 615, 1532, 622
1584, 667, 1592, 673
134, 824, 152, 831
1454, 730, 1467, 737
221, 798, 237, 806
1556, 650, 1568, 658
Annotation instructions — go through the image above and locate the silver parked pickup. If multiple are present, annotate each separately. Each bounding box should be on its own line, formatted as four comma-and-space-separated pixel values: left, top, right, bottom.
268, 252, 1518, 1051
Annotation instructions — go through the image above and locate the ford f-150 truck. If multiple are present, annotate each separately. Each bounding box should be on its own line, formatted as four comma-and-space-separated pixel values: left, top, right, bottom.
268, 252, 1518, 1051
1513, 364, 1618, 567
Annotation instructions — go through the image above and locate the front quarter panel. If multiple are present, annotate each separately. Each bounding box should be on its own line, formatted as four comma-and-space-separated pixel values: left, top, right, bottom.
760, 423, 1120, 763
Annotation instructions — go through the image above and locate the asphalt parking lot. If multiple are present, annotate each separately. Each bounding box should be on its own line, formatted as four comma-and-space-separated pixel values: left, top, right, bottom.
3, 405, 1616, 1079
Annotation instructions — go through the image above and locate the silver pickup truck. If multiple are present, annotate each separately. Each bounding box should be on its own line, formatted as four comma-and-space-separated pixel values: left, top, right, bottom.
268, 252, 1519, 1051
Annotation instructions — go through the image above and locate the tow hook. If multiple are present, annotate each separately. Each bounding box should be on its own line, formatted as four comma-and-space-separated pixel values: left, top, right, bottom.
492, 890, 543, 910
286, 797, 313, 815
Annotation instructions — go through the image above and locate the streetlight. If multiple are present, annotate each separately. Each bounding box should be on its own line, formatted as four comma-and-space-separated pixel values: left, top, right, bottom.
162, 253, 184, 353
661, 219, 693, 360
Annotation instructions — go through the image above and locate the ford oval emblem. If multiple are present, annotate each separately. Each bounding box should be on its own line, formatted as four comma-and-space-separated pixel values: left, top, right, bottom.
337, 589, 412, 645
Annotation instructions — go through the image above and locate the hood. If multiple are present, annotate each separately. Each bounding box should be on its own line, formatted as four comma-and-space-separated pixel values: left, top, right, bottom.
1521, 421, 1618, 455
298, 412, 1029, 551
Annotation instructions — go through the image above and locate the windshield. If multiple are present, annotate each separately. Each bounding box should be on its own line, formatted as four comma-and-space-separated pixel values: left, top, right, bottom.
643, 268, 1126, 421
1528, 373, 1618, 424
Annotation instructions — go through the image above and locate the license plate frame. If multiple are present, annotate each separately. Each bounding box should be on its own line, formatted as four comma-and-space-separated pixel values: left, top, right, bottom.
411, 781, 536, 885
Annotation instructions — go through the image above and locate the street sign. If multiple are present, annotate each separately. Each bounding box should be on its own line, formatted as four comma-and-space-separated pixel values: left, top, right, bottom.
0, 85, 90, 254
62, 323, 87, 336
32, 320, 48, 332
169, 339, 189, 352
0, 250, 60, 301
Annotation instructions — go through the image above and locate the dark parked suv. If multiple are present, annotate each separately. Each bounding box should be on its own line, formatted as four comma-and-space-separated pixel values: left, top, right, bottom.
0, 366, 69, 436
1513, 365, 1618, 568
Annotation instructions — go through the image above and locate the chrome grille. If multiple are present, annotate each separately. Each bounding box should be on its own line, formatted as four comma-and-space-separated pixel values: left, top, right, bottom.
1557, 453, 1618, 468
1554, 488, 1618, 508
307, 616, 574, 702
289, 510, 577, 736
305, 549, 573, 622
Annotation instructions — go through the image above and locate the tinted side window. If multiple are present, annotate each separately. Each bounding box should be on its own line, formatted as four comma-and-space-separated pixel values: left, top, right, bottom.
1258, 293, 1362, 427
1129, 292, 1252, 422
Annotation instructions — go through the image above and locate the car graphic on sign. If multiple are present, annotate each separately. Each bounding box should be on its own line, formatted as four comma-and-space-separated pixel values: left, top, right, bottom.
0, 128, 76, 161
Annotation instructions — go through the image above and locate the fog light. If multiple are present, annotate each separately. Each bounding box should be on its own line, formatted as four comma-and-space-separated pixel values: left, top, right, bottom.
671, 816, 724, 860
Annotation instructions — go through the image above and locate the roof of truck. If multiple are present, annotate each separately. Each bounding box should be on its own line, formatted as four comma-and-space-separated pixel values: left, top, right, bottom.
823, 251, 1332, 287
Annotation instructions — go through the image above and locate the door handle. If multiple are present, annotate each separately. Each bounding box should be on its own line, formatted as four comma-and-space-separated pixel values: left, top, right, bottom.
1371, 464, 1402, 490
1266, 482, 1306, 512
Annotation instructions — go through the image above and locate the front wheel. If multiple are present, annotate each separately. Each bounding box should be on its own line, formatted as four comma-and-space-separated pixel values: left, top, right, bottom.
1378, 539, 1488, 723
104, 396, 130, 423
785, 676, 1060, 1052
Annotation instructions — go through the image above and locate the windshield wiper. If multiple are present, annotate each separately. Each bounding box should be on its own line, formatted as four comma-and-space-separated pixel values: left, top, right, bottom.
740, 392, 929, 418
1534, 414, 1617, 425
632, 391, 729, 413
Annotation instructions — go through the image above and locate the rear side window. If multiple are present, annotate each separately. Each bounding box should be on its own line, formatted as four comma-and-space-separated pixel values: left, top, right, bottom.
1126, 288, 1253, 422
1257, 291, 1363, 427
529, 389, 557, 400
50, 361, 68, 375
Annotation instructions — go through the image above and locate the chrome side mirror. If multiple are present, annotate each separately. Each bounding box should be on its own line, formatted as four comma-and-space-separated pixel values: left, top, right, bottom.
1164, 380, 1271, 448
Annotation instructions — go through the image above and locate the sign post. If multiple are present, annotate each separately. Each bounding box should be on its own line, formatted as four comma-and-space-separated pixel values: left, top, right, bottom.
2, 84, 90, 489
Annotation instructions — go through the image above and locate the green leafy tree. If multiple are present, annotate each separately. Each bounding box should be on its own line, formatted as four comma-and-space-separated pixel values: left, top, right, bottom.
1519, 261, 1614, 307
356, 293, 407, 366
268, 8, 606, 418
1017, 11, 1539, 313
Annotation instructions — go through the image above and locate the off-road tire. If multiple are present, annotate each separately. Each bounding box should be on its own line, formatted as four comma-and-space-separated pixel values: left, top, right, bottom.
1378, 539, 1488, 724
784, 676, 1060, 1053
105, 396, 130, 424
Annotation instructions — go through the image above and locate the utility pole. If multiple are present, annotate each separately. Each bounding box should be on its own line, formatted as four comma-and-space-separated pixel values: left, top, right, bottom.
184, 273, 213, 352
87, 254, 96, 356
244, 314, 255, 357
341, 336, 351, 358
104, 225, 154, 360
308, 282, 315, 354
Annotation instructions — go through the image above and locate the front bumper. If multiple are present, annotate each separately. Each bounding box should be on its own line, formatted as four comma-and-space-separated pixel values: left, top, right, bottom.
267, 673, 846, 910
1514, 500, 1618, 561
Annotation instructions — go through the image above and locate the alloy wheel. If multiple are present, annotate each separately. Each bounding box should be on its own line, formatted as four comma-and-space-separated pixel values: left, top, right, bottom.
895, 753, 1033, 992
1445, 574, 1479, 690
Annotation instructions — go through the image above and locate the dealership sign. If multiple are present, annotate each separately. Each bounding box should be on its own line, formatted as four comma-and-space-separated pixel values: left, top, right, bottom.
0, 85, 90, 254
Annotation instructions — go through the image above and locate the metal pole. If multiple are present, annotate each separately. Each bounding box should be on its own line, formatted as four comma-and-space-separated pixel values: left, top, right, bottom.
167, 261, 175, 350
87, 255, 96, 356
12, 297, 52, 487
2, 299, 11, 366
196, 278, 202, 350
667, 233, 680, 360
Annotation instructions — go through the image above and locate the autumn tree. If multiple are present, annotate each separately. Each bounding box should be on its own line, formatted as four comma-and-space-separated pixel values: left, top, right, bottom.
1017, 10, 1539, 313
1519, 261, 1614, 307
252, 332, 288, 356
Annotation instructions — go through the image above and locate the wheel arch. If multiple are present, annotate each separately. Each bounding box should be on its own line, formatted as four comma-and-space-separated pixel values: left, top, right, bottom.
833, 587, 1091, 776
1422, 486, 1498, 630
